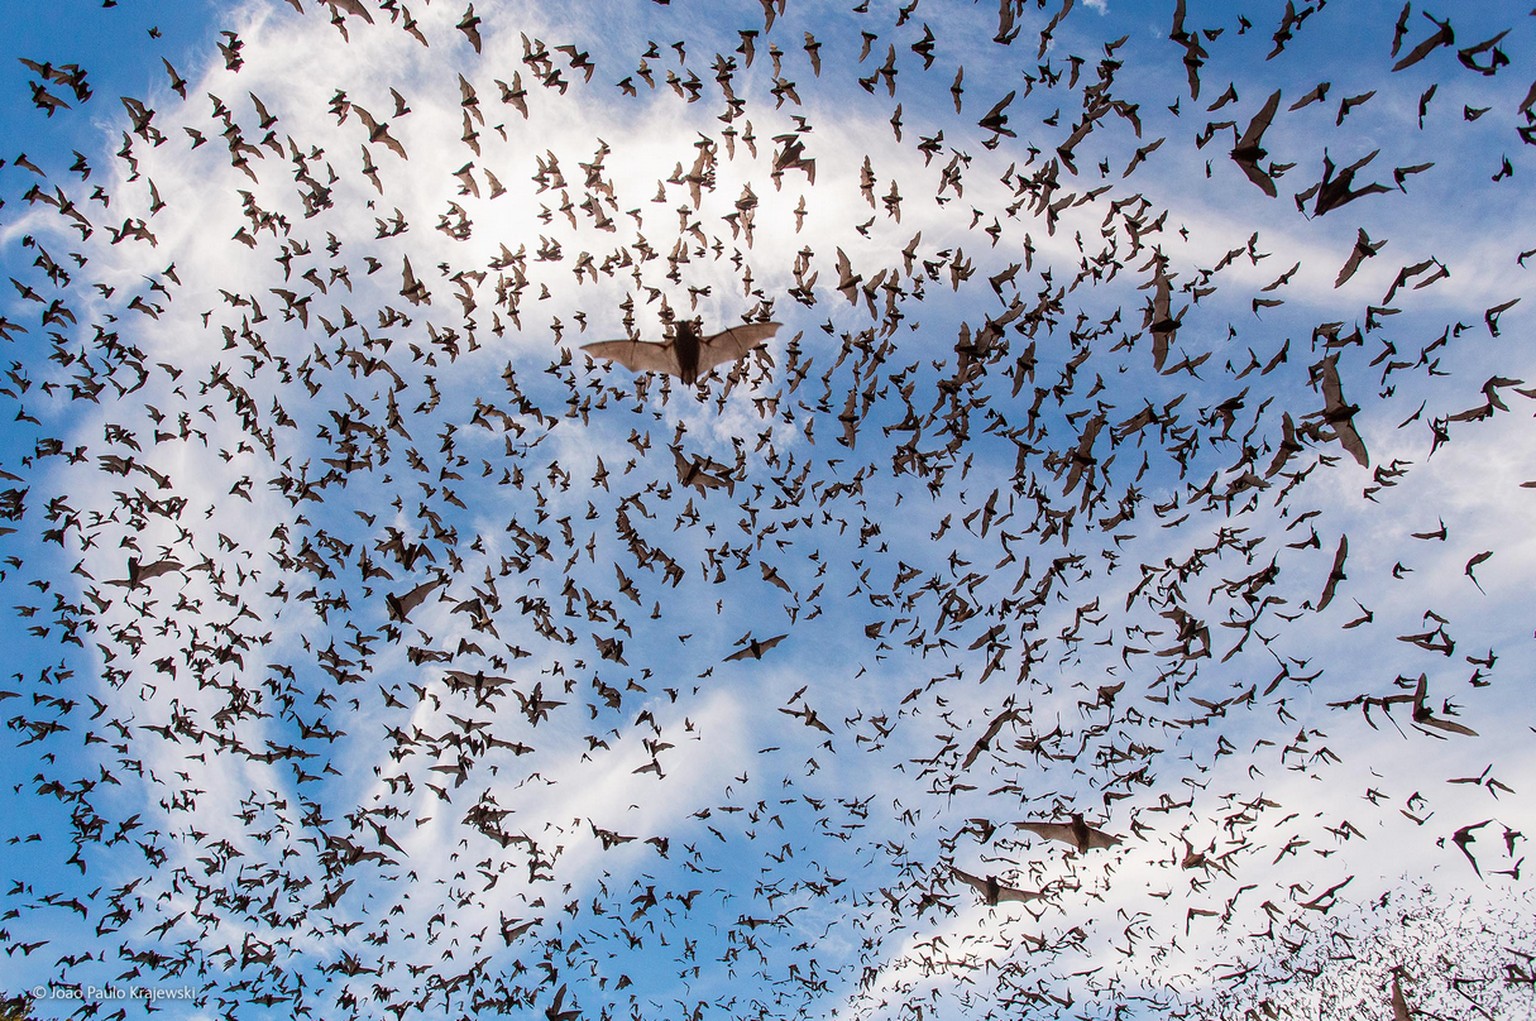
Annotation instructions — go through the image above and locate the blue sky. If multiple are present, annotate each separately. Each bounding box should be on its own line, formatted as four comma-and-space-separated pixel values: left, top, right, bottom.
2, 2, 1535, 1019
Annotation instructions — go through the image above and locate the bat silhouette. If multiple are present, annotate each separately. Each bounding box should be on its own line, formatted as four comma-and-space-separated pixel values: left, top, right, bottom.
1316, 534, 1348, 610
725, 632, 788, 662
1335, 227, 1386, 287
105, 556, 184, 590
1314, 355, 1370, 466
583, 320, 780, 386
1014, 813, 1122, 852
1230, 89, 1282, 196
951, 866, 1044, 906
1411, 673, 1477, 737
352, 105, 408, 160
961, 707, 1023, 769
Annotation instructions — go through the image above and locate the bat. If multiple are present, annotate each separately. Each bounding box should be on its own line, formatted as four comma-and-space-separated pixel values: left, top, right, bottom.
1316, 534, 1348, 610
582, 320, 780, 386
1014, 813, 1122, 852
961, 707, 1022, 769
1411, 674, 1477, 737
385, 574, 444, 622
952, 866, 1044, 906
352, 105, 408, 160
1391, 974, 1413, 1021
1335, 227, 1385, 288
1304, 150, 1391, 217
1230, 89, 1282, 196
674, 447, 736, 496
1315, 355, 1369, 466
724, 633, 788, 662
1451, 819, 1491, 877
1142, 259, 1183, 372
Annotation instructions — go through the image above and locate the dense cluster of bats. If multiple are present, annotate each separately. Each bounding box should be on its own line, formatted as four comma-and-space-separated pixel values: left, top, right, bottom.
1, 1, 1534, 1020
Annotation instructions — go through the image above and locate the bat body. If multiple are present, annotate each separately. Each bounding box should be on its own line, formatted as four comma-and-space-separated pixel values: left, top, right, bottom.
583, 320, 780, 386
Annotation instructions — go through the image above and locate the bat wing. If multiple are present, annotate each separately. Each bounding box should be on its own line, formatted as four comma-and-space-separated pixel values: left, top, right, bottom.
327, 0, 376, 20
1318, 355, 1347, 411
1238, 159, 1278, 198
1334, 419, 1369, 467
380, 132, 409, 161
1236, 90, 1281, 150
1420, 715, 1478, 737
696, 322, 781, 374
1014, 821, 1075, 844
995, 882, 1044, 902
952, 866, 985, 888
136, 558, 185, 582
582, 338, 682, 378
353, 104, 382, 135
1084, 828, 1123, 850
1391, 976, 1411, 1021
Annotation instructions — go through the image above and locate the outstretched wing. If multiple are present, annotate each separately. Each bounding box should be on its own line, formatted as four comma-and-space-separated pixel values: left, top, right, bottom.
1083, 827, 1123, 850
696, 322, 782, 375
1236, 89, 1280, 151
993, 882, 1043, 903
581, 338, 682, 378
951, 866, 992, 901
1238, 159, 1277, 198
1014, 820, 1076, 844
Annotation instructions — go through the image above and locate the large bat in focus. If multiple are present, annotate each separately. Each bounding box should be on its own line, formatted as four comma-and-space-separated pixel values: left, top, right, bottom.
582, 320, 781, 386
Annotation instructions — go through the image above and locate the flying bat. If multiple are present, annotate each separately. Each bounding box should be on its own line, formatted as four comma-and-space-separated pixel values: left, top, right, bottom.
951, 866, 1044, 906
105, 556, 184, 590
352, 104, 408, 160
582, 320, 780, 386
1335, 227, 1385, 287
1302, 150, 1391, 217
1316, 534, 1348, 610
1230, 89, 1282, 196
1014, 813, 1122, 852
1411, 673, 1477, 737
385, 574, 444, 622
1314, 354, 1369, 466
961, 707, 1023, 769
724, 632, 788, 662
